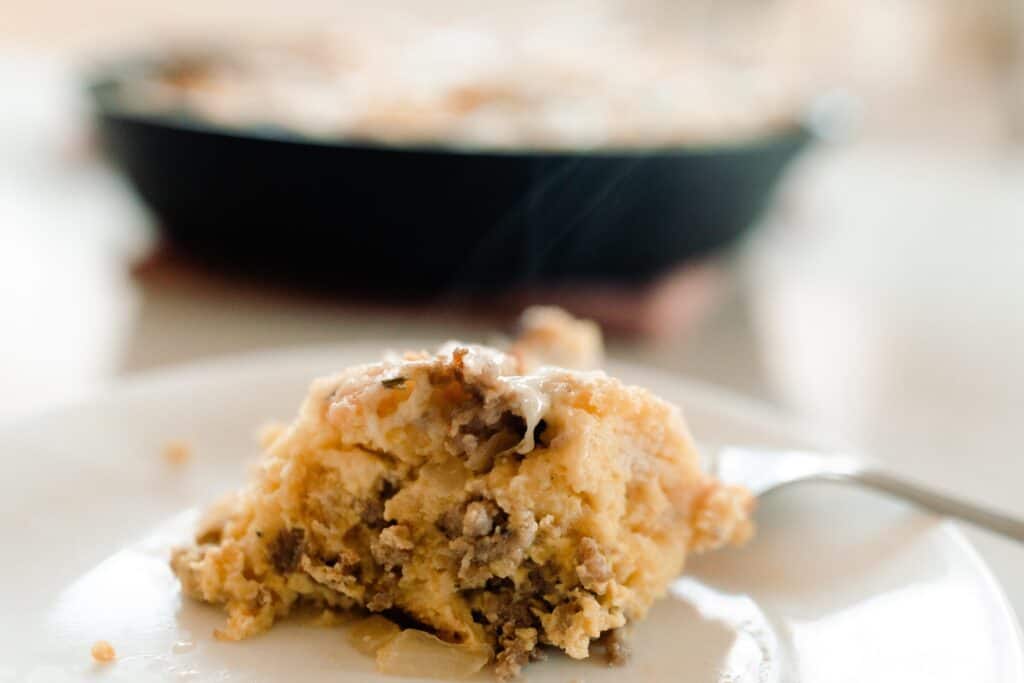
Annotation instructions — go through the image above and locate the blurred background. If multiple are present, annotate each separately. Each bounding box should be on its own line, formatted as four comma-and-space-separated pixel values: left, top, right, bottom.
2, 0, 1023, 617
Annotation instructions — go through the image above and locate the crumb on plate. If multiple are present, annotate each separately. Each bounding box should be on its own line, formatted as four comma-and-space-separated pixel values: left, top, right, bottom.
163, 439, 192, 465
599, 628, 631, 666
91, 640, 116, 663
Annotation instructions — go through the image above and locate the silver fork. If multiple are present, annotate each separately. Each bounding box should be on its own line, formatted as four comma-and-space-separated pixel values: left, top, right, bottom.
710, 446, 1024, 543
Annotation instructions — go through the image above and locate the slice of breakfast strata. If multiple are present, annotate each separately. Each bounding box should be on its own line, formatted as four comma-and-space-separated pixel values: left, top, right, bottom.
171, 309, 753, 679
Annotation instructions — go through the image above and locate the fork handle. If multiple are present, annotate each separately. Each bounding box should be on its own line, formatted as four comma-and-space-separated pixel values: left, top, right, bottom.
847, 468, 1024, 543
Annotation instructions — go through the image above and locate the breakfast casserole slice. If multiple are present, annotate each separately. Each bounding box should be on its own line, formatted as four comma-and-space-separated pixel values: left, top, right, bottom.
171, 308, 753, 679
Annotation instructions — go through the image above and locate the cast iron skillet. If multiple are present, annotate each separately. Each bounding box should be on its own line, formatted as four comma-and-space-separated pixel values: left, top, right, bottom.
89, 62, 812, 294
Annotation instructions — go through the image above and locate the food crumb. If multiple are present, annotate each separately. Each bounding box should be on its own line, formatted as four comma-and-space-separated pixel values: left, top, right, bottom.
91, 640, 116, 663
599, 628, 630, 667
163, 440, 192, 465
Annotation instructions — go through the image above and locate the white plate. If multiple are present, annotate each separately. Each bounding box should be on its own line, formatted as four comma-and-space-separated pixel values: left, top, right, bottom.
0, 345, 1020, 683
